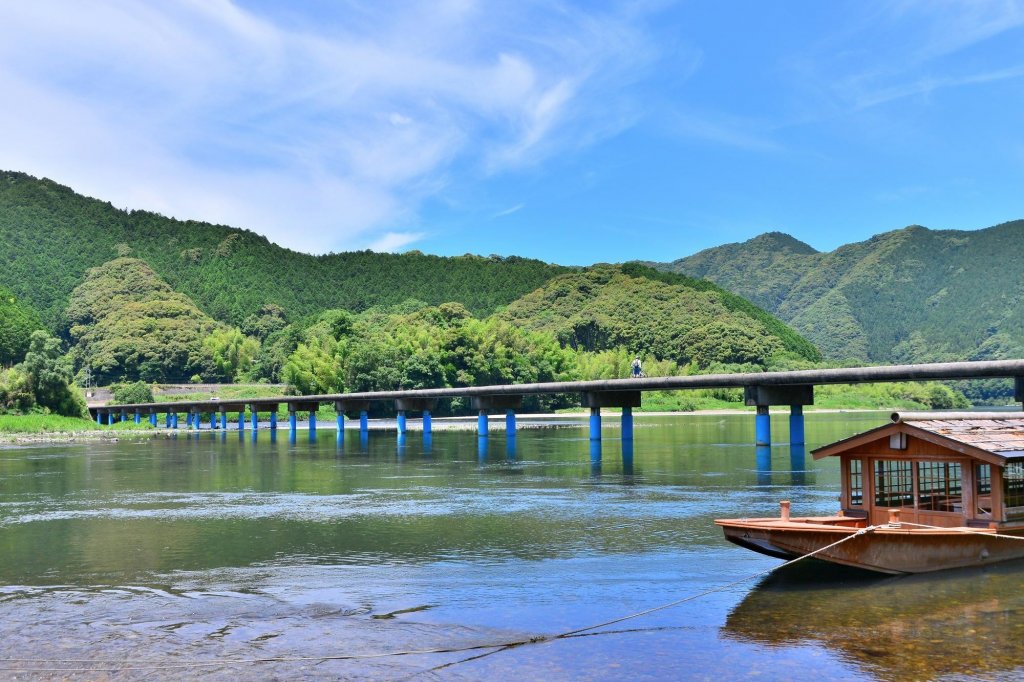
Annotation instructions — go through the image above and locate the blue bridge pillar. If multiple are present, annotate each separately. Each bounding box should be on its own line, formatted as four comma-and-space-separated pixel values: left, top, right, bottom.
589, 407, 602, 441
238, 410, 245, 431
134, 410, 141, 425
336, 412, 344, 436
470, 396, 522, 439
210, 413, 218, 430
165, 412, 171, 428
582, 391, 640, 445
745, 385, 813, 448
360, 410, 368, 436
171, 412, 178, 429
396, 411, 407, 435
219, 410, 227, 431
621, 406, 634, 442
251, 408, 258, 431
289, 409, 297, 442
96, 411, 103, 426
755, 406, 771, 446
423, 410, 432, 436
150, 412, 157, 427
789, 405, 805, 446
269, 404, 278, 432
309, 411, 317, 441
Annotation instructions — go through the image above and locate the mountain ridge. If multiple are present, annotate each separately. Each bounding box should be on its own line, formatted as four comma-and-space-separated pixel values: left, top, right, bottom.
654, 221, 1024, 363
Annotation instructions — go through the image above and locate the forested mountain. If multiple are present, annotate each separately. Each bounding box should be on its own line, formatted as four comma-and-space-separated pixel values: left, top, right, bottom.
68, 258, 220, 383
0, 171, 569, 330
655, 222, 1024, 363
499, 263, 820, 367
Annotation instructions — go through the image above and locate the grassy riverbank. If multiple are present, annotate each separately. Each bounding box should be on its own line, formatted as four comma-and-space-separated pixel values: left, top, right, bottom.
0, 414, 158, 442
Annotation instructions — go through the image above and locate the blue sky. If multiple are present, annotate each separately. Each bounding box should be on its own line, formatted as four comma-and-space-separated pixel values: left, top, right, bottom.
1, 1, 1022, 264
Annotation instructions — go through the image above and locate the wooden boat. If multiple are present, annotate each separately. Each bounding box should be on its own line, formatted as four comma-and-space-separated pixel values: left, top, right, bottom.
716, 412, 1024, 574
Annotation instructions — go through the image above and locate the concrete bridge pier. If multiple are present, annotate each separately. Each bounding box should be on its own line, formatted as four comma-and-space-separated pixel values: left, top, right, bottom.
582, 391, 641, 443
396, 398, 437, 441
237, 410, 245, 431
149, 410, 157, 427
335, 400, 371, 443
396, 411, 407, 435
250, 407, 258, 431
790, 405, 805, 446
219, 407, 228, 431
95, 411, 102, 426
470, 395, 523, 440
210, 412, 217, 429
134, 410, 141, 424
755, 406, 770, 446
745, 385, 813, 447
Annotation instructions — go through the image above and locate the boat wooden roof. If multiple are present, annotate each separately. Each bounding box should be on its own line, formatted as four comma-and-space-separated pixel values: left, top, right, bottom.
813, 412, 1024, 464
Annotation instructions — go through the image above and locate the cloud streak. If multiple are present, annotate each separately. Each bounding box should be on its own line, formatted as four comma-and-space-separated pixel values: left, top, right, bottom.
0, 0, 659, 253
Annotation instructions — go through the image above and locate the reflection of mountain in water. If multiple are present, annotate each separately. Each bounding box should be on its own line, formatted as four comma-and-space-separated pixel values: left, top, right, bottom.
723, 560, 1024, 680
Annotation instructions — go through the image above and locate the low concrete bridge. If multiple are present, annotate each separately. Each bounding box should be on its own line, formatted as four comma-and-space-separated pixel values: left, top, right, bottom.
92, 359, 1024, 446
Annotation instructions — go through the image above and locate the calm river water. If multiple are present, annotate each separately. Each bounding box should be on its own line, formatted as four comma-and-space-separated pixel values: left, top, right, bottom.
2, 412, 1023, 680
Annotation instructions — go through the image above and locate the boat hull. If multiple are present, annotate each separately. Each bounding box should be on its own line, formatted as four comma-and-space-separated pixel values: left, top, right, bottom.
716, 518, 1024, 574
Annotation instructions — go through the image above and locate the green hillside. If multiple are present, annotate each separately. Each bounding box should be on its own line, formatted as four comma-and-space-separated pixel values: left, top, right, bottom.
655, 222, 1024, 364
499, 263, 820, 368
0, 171, 570, 330
0, 285, 42, 366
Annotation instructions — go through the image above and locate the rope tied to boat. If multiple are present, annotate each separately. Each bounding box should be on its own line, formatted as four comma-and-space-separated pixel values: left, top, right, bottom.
0, 525, 880, 674
896, 520, 1024, 542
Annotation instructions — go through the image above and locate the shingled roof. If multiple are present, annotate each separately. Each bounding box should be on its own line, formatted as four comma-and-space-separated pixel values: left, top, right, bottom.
813, 412, 1024, 462
894, 412, 1024, 459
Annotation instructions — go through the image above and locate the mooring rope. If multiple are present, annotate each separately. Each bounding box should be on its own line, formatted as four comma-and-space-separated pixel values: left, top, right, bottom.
896, 520, 1024, 541
0, 525, 878, 673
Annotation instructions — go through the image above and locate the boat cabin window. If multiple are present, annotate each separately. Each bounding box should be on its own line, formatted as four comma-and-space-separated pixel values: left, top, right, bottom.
874, 460, 914, 507
1004, 462, 1024, 519
916, 461, 961, 512
848, 458, 863, 506
976, 463, 992, 516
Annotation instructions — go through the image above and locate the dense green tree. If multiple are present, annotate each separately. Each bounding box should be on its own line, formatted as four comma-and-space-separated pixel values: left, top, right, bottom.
67, 258, 220, 383
203, 327, 260, 381
241, 303, 288, 341
0, 285, 42, 366
110, 380, 155, 404
0, 366, 34, 413
22, 331, 86, 416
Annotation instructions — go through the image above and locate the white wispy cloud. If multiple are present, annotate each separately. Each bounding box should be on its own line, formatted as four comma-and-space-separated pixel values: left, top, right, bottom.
795, 1, 1024, 113
364, 231, 428, 253
0, 0, 660, 254
492, 203, 525, 219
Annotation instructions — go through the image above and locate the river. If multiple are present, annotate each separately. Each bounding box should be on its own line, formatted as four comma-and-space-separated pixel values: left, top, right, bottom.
0, 412, 1021, 680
